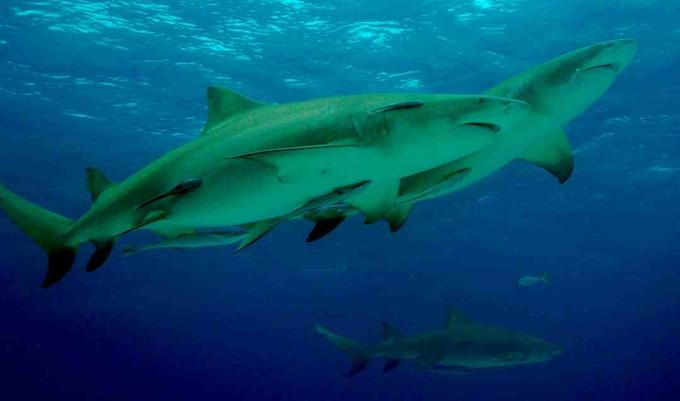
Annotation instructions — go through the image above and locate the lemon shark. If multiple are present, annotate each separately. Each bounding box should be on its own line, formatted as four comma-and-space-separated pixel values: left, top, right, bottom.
316, 306, 562, 376
304, 39, 638, 237
0, 89, 528, 286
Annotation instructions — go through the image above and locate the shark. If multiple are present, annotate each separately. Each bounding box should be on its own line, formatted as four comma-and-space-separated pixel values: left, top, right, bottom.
0, 89, 529, 287
304, 38, 638, 238
316, 305, 562, 376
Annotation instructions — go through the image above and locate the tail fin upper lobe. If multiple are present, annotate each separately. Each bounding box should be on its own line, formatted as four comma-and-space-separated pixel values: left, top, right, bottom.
315, 324, 371, 376
0, 183, 77, 287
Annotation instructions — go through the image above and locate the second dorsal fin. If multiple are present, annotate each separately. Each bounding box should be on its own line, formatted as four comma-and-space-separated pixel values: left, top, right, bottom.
85, 167, 115, 202
202, 86, 266, 135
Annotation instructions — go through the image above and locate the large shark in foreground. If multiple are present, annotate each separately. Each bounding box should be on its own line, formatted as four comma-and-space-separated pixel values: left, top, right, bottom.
0, 92, 528, 286
0, 39, 636, 287
316, 306, 562, 376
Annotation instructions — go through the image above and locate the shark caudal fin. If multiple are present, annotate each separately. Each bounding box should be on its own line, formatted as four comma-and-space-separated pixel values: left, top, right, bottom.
0, 183, 76, 287
540, 272, 550, 284
315, 324, 371, 377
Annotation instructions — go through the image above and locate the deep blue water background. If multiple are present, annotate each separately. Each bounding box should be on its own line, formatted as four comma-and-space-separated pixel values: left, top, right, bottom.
1, 1, 679, 400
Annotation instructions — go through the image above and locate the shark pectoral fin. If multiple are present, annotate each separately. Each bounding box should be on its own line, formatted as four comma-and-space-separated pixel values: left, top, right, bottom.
518, 129, 574, 184
445, 305, 473, 327
85, 239, 115, 272
135, 178, 202, 210
347, 179, 399, 225
85, 167, 116, 202
385, 203, 412, 233
147, 224, 196, 238
201, 86, 266, 135
230, 144, 360, 183
382, 358, 403, 373
234, 220, 279, 253
306, 216, 345, 243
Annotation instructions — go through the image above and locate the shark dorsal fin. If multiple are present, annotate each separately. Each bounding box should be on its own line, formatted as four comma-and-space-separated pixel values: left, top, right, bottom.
201, 86, 266, 135
445, 305, 472, 327
518, 129, 574, 184
382, 322, 403, 341
85, 167, 115, 202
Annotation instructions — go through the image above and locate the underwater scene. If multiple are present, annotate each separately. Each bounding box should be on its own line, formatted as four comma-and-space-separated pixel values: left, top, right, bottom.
0, 0, 678, 400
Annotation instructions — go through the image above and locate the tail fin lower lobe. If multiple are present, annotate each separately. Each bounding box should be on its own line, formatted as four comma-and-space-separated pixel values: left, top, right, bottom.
0, 183, 77, 287
315, 324, 371, 376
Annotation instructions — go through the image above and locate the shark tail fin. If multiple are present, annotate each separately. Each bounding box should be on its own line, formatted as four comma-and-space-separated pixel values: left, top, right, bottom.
0, 183, 78, 288
540, 272, 550, 284
315, 324, 371, 377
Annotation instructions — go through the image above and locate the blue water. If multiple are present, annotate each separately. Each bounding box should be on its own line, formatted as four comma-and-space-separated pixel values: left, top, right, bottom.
1, 1, 679, 400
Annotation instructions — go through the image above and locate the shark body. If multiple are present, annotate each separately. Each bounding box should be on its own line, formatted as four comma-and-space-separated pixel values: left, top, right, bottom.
0, 39, 636, 287
0, 92, 527, 286
316, 306, 562, 376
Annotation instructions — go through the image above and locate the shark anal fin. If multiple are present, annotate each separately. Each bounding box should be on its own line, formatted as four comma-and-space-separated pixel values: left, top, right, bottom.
43, 248, 77, 288
306, 216, 345, 243
385, 203, 412, 233
86, 167, 115, 202
382, 358, 402, 373
86, 239, 115, 272
518, 129, 573, 184
202, 86, 266, 135
347, 357, 370, 377
135, 178, 202, 210
347, 179, 399, 225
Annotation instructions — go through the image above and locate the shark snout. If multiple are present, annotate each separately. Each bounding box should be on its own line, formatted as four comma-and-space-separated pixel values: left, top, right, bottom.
584, 38, 637, 73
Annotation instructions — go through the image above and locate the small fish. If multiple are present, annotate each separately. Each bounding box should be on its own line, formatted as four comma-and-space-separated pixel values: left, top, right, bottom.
517, 273, 550, 287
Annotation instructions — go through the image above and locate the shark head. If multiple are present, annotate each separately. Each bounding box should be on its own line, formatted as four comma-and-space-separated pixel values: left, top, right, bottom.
490, 39, 637, 123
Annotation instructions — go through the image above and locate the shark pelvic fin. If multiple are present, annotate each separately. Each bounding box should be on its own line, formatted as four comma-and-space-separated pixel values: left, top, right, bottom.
86, 239, 115, 272
382, 322, 403, 341
382, 358, 403, 373
518, 129, 573, 184
202, 86, 266, 135
135, 178, 202, 210
85, 167, 115, 202
306, 216, 345, 243
385, 203, 412, 232
347, 179, 399, 225
446, 305, 472, 327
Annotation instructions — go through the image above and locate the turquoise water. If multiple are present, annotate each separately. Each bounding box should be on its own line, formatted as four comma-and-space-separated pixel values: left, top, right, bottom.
0, 1, 678, 400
